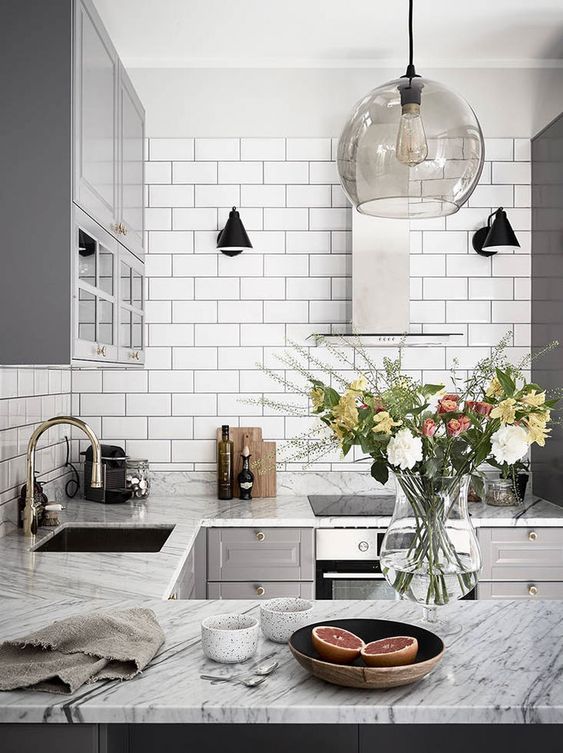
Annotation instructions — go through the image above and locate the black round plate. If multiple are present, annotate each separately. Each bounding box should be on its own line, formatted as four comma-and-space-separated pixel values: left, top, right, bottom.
289, 618, 444, 667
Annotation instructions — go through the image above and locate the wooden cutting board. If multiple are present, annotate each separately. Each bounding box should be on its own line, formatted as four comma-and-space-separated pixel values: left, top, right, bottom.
216, 427, 276, 498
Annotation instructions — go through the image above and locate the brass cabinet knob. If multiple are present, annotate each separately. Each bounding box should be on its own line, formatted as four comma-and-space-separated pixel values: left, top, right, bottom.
111, 223, 120, 234
528, 531, 538, 542
256, 586, 265, 597
120, 222, 128, 235
528, 585, 538, 596
256, 531, 265, 542
96, 345, 107, 357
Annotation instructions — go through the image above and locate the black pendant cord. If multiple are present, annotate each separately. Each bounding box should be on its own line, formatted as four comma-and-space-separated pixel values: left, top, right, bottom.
403, 0, 418, 82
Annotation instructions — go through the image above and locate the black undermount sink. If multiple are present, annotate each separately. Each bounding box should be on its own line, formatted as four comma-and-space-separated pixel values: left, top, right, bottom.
34, 525, 175, 553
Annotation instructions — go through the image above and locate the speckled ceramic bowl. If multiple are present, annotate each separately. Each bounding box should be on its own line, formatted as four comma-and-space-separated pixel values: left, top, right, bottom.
201, 613, 259, 663
260, 598, 314, 643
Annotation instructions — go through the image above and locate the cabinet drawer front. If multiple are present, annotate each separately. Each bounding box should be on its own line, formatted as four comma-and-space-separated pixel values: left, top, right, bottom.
207, 528, 314, 582
479, 527, 563, 581
207, 581, 315, 600
477, 581, 563, 600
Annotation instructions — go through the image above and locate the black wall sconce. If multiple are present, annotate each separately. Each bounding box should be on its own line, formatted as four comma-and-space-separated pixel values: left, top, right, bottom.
472, 207, 520, 257
217, 207, 253, 257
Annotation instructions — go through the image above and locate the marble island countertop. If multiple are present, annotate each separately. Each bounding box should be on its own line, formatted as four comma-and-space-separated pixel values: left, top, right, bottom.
0, 597, 561, 724
0, 494, 562, 600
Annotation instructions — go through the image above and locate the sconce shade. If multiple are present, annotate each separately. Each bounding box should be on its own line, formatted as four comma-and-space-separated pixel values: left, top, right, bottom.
472, 207, 520, 257
217, 207, 252, 257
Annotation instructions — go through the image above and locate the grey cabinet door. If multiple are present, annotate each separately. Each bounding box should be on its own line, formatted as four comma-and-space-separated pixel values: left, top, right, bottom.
118, 63, 145, 260
207, 581, 315, 600
207, 528, 314, 582
477, 580, 563, 599
3, 724, 98, 753
479, 527, 563, 581
74, 0, 118, 232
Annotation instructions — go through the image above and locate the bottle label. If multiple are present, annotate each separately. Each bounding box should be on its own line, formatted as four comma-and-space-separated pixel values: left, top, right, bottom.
240, 482, 253, 490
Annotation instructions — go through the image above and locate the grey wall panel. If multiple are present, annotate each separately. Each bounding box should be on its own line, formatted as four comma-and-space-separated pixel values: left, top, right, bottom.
531, 113, 563, 505
0, 0, 73, 364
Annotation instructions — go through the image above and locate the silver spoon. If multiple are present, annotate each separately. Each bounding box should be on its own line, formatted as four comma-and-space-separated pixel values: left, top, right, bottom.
200, 659, 279, 683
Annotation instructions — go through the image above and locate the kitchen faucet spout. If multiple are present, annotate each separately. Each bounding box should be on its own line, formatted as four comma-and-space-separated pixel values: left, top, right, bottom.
23, 416, 102, 537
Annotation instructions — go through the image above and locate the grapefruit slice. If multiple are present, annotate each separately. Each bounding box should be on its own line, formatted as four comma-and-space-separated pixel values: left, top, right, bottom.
361, 636, 418, 667
311, 626, 365, 664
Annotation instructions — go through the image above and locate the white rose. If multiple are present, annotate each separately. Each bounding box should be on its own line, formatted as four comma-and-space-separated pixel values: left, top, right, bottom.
490, 425, 529, 465
387, 428, 423, 470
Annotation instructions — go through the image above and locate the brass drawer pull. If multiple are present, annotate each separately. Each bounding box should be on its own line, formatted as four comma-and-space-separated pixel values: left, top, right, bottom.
256, 585, 265, 597
96, 344, 107, 357
129, 350, 140, 360
256, 531, 265, 542
528, 585, 538, 596
168, 593, 177, 600
528, 531, 538, 542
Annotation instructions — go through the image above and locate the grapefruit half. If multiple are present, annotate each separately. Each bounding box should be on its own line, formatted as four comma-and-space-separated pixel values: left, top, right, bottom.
360, 636, 418, 667
311, 626, 365, 664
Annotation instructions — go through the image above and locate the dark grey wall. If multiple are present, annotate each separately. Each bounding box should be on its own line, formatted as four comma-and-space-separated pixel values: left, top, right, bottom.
0, 0, 72, 364
531, 112, 563, 505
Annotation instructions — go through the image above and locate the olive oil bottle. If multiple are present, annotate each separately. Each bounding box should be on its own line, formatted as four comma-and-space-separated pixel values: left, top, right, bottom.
217, 424, 234, 500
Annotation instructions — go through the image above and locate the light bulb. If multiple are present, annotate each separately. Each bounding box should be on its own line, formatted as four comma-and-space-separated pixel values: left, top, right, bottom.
395, 102, 428, 167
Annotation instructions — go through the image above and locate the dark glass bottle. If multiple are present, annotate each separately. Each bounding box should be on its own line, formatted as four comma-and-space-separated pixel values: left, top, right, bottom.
238, 447, 254, 501
217, 425, 233, 500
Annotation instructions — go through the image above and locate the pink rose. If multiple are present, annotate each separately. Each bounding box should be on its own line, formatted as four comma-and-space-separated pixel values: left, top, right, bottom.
446, 415, 471, 437
438, 395, 459, 414
422, 418, 437, 437
465, 400, 492, 417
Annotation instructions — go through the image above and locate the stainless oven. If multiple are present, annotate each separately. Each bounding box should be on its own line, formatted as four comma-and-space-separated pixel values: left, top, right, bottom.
315, 528, 398, 600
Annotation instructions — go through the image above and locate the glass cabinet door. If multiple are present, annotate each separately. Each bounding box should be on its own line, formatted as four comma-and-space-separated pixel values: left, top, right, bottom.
74, 208, 118, 362
118, 248, 144, 364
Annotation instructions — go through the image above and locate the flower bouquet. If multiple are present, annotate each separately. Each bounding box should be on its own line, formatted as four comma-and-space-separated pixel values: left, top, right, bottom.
258, 335, 559, 627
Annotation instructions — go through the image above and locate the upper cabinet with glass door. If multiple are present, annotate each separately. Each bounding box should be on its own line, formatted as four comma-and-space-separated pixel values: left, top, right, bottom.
74, 0, 145, 261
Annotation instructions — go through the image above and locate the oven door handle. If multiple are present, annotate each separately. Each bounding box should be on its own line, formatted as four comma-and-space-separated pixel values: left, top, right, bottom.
322, 572, 384, 580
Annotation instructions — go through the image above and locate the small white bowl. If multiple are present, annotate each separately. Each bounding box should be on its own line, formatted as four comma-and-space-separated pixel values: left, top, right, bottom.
260, 598, 314, 643
201, 613, 259, 663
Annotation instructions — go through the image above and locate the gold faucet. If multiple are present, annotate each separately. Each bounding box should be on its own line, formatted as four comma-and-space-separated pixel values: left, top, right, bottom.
23, 416, 103, 536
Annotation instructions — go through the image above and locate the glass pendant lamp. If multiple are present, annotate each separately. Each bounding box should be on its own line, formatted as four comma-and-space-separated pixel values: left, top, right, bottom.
337, 0, 484, 219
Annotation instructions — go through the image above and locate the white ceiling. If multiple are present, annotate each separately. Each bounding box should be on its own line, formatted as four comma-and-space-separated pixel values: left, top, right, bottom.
93, 0, 563, 69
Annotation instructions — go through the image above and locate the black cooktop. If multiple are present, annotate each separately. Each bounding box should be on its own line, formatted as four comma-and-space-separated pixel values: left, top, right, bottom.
308, 495, 395, 517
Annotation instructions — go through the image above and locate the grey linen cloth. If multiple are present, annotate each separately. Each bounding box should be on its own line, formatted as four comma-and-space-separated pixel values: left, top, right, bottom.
0, 607, 164, 694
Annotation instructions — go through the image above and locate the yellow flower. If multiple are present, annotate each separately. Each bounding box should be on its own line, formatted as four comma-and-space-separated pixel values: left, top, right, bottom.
330, 421, 348, 442
486, 376, 503, 398
372, 411, 402, 435
349, 374, 367, 392
310, 386, 325, 411
523, 410, 551, 447
332, 391, 359, 430
521, 389, 546, 407
490, 398, 517, 424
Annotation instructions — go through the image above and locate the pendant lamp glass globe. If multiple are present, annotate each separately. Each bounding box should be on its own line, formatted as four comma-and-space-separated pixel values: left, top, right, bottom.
337, 77, 484, 219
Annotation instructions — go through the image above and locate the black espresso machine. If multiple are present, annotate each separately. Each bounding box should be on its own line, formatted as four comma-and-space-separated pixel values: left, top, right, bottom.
82, 445, 132, 503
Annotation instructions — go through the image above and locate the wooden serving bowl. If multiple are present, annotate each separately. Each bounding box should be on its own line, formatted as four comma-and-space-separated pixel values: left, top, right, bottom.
288, 618, 445, 690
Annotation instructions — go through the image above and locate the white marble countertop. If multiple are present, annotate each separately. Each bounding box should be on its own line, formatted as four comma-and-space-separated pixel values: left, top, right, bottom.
0, 494, 562, 600
0, 597, 561, 724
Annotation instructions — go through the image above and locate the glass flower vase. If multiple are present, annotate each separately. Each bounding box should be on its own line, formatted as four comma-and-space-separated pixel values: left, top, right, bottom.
380, 474, 481, 635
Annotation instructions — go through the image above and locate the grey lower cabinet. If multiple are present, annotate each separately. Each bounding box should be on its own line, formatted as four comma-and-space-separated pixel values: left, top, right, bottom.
206, 527, 315, 599
168, 529, 207, 600
477, 527, 563, 600
5, 724, 561, 753
0, 0, 144, 366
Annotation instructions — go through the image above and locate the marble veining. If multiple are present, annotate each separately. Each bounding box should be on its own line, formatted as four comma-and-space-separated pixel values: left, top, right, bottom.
0, 598, 561, 724
0, 495, 561, 601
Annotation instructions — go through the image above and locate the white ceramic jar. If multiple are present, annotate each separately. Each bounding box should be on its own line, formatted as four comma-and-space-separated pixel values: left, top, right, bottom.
201, 613, 259, 663
260, 598, 314, 643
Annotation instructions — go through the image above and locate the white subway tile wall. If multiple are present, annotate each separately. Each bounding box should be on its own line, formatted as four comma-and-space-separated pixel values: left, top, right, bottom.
72, 137, 531, 473
0, 368, 72, 533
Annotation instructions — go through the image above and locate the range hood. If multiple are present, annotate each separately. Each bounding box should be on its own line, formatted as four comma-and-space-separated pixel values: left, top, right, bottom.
311, 212, 462, 347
